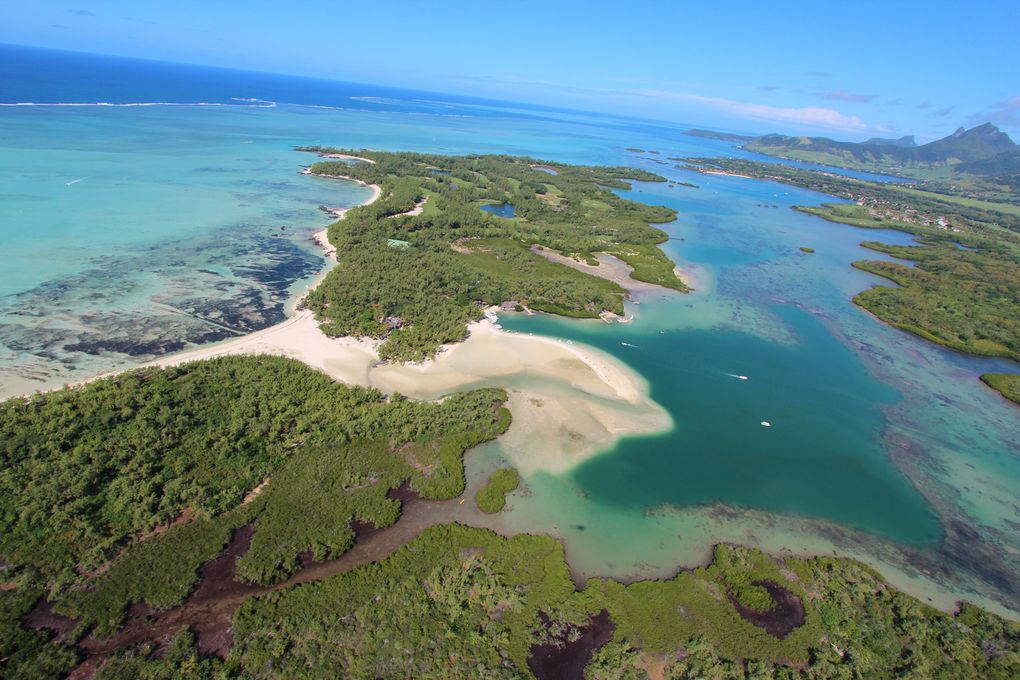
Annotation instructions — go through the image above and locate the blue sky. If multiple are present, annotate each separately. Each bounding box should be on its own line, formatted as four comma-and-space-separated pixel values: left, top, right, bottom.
2, 0, 1019, 141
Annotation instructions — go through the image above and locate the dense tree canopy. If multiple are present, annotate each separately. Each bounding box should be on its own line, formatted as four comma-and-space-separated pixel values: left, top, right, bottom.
300, 149, 685, 361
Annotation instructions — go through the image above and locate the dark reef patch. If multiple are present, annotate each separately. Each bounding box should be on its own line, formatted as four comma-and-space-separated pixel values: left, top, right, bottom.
0, 226, 322, 389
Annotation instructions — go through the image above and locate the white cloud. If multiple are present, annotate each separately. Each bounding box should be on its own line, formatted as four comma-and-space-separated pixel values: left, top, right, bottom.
966, 95, 1020, 130
819, 89, 875, 103
452, 75, 872, 133
636, 90, 867, 131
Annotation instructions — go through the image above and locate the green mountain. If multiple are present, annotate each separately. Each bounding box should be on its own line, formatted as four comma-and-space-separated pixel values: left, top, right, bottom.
919, 123, 1017, 162
683, 128, 757, 142
956, 149, 1020, 192
956, 148, 1020, 175
863, 135, 917, 147
744, 123, 1016, 175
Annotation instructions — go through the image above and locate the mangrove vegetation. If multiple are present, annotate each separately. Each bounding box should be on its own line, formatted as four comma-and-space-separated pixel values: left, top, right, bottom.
1, 356, 1017, 678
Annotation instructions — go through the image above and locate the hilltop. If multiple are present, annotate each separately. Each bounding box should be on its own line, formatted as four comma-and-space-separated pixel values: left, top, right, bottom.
742, 122, 1016, 172
862, 135, 917, 147
685, 123, 1020, 201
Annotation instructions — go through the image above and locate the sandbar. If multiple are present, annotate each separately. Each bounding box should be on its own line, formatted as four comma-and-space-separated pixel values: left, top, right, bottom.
531, 246, 697, 295
149, 310, 670, 474
135, 177, 670, 474
703, 169, 753, 179
322, 153, 377, 164
40, 171, 669, 476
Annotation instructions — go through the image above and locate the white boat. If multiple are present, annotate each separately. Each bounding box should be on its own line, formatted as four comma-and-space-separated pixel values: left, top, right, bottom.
761, 421, 771, 427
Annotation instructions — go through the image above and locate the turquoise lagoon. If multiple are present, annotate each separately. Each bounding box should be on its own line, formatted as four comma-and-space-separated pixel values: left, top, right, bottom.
2, 50, 1018, 617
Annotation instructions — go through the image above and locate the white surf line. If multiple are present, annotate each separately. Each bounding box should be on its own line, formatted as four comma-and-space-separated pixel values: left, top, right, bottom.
0, 101, 276, 108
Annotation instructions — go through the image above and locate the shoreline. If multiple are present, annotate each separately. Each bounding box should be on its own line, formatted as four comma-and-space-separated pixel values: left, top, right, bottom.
145, 301, 671, 475
7, 171, 666, 479
702, 169, 754, 179
302, 168, 383, 194
530, 246, 696, 297
69, 172, 668, 476
27, 179, 384, 397
8, 163, 1018, 633
143, 176, 384, 378
321, 152, 377, 165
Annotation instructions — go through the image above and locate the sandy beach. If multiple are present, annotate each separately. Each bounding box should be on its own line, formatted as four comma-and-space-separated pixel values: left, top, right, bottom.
118, 176, 670, 475
703, 169, 753, 179
302, 167, 384, 196
322, 152, 377, 164
148, 307, 671, 474
531, 246, 699, 294
12, 169, 672, 476
672, 258, 711, 292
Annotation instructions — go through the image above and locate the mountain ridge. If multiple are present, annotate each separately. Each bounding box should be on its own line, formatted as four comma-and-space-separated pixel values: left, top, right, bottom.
744, 122, 1015, 170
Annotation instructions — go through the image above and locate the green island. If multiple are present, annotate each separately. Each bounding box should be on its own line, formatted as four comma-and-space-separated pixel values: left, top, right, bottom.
2, 355, 1018, 678
682, 156, 1020, 404
475, 467, 521, 513
299, 149, 686, 361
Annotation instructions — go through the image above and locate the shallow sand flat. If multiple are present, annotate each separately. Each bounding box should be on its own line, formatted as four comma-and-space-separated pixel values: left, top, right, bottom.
497, 387, 671, 475
371, 321, 648, 403
370, 322, 672, 474
148, 309, 381, 387
148, 312, 671, 475
531, 247, 697, 294
36, 174, 670, 477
